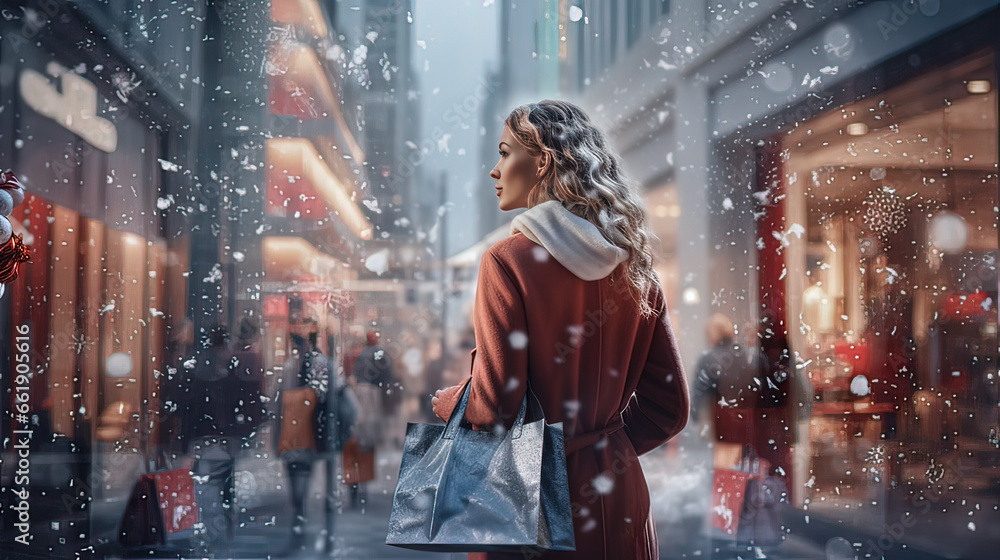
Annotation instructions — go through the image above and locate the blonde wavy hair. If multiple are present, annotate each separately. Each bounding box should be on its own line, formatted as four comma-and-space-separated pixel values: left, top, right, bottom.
505, 99, 661, 318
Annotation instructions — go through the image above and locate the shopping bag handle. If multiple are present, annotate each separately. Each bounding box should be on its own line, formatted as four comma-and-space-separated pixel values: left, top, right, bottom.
442, 375, 533, 440
524, 376, 544, 423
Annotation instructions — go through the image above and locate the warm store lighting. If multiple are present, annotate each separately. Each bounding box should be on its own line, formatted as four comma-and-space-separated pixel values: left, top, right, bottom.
966, 80, 991, 94
267, 137, 372, 239
846, 122, 868, 136
271, 0, 328, 38
271, 42, 367, 163
682, 286, 701, 305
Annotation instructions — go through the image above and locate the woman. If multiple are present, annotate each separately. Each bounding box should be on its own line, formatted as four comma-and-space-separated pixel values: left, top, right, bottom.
431, 100, 690, 559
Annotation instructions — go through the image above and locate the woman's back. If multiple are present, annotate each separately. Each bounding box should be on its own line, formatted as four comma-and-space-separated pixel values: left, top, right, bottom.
468, 231, 686, 434
445, 100, 691, 559
462, 227, 689, 560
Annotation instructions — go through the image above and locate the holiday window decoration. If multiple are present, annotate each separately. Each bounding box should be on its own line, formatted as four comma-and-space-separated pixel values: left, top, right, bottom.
0, 170, 31, 284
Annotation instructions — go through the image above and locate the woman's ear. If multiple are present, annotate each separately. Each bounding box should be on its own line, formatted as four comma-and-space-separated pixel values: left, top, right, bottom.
536, 152, 548, 176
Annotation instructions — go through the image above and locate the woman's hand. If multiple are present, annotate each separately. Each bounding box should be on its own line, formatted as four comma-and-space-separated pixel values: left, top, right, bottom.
431, 384, 464, 422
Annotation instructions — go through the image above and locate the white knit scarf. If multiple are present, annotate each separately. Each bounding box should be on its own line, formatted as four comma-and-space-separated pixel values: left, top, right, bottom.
509, 200, 628, 281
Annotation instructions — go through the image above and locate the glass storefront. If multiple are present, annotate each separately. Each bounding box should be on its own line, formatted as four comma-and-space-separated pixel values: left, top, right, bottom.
762, 44, 998, 558
1, 148, 184, 551
0, 19, 207, 553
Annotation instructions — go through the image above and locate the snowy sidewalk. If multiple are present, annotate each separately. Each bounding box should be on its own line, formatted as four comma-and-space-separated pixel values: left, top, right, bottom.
111, 440, 823, 560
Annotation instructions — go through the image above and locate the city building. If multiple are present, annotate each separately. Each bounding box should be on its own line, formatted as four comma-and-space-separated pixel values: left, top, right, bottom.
333, 0, 422, 266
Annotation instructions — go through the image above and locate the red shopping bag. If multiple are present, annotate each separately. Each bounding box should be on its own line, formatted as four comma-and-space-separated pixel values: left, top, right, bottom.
119, 468, 199, 547
711, 469, 758, 536
711, 442, 785, 547
342, 437, 376, 484
151, 468, 199, 534
278, 386, 319, 454
711, 444, 769, 537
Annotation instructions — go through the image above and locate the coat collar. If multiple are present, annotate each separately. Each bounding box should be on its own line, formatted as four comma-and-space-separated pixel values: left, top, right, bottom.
509, 200, 628, 281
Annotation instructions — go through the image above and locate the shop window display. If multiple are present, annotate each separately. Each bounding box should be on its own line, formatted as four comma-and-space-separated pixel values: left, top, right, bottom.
777, 49, 998, 551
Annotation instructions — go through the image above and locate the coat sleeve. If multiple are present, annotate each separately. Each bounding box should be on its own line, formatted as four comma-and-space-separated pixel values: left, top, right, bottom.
622, 284, 691, 456
460, 249, 530, 432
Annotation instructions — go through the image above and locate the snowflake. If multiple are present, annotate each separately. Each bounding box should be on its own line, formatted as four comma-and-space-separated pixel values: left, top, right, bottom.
508, 331, 528, 350
71, 333, 91, 355
925, 458, 945, 484
592, 473, 614, 494
863, 185, 907, 243
865, 445, 885, 481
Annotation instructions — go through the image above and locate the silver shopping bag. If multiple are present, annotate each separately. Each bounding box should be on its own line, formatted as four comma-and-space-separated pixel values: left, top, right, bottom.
385, 377, 575, 552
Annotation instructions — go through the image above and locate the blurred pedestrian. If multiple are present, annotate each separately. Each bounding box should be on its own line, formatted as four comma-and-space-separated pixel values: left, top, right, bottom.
691, 313, 769, 465
188, 322, 233, 449
344, 330, 391, 508
276, 331, 330, 552
229, 316, 265, 445
163, 317, 195, 456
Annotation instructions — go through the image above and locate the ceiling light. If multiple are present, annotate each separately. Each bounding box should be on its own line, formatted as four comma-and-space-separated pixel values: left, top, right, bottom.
846, 122, 868, 136
966, 80, 991, 94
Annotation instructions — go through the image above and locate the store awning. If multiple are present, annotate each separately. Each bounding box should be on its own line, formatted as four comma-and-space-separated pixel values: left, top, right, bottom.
262, 235, 346, 285
268, 41, 366, 163
266, 137, 373, 240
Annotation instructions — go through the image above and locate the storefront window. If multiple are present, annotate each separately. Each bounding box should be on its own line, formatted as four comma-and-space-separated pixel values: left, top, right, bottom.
778, 48, 998, 555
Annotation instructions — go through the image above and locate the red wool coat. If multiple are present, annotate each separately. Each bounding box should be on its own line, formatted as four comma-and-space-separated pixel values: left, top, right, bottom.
437, 231, 690, 560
